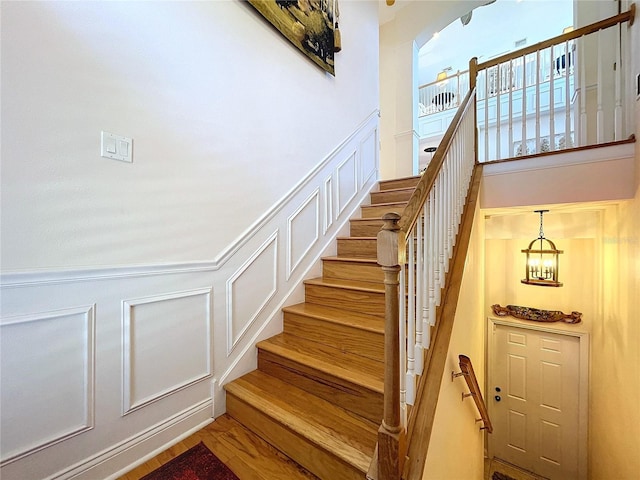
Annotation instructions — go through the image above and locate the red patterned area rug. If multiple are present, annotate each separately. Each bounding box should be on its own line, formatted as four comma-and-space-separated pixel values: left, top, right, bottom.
141, 442, 239, 480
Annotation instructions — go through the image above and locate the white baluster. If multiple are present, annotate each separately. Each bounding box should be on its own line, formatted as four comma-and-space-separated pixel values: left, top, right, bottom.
597, 29, 604, 143
565, 41, 572, 150
428, 188, 436, 328
484, 70, 490, 162
422, 201, 431, 350
415, 211, 424, 375
535, 49, 541, 154
614, 23, 622, 140
580, 36, 587, 145
549, 46, 555, 151
508, 58, 514, 157
399, 257, 407, 418
495, 64, 502, 159
521, 54, 527, 156
406, 229, 415, 406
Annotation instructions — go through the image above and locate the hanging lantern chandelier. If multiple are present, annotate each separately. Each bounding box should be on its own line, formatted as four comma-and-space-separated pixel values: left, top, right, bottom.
521, 210, 563, 287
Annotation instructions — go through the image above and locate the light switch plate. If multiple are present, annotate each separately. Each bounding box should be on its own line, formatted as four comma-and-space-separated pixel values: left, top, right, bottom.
101, 131, 133, 163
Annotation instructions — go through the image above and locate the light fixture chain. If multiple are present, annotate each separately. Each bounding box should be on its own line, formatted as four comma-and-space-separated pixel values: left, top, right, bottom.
539, 211, 544, 239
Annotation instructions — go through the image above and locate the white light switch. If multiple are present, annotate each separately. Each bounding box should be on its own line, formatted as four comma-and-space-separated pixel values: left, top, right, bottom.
101, 131, 133, 163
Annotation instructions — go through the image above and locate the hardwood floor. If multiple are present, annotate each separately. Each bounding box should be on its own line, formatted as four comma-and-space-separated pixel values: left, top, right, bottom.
119, 414, 318, 480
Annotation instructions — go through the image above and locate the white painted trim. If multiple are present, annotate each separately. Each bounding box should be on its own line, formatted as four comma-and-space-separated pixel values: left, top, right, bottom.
286, 188, 320, 280
121, 288, 213, 415
360, 127, 379, 188
336, 150, 359, 217
225, 230, 279, 355
323, 176, 334, 234
487, 316, 589, 480
0, 305, 96, 466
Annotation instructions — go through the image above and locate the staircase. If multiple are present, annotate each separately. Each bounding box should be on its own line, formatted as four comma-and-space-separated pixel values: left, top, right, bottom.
224, 175, 421, 480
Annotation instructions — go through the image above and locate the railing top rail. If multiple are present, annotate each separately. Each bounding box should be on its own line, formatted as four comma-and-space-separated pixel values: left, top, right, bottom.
398, 86, 476, 236
477, 5, 635, 71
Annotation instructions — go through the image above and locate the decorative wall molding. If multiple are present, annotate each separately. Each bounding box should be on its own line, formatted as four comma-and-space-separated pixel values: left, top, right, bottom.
122, 288, 212, 414
0, 305, 96, 466
286, 189, 320, 280
336, 151, 358, 217
225, 231, 278, 355
323, 176, 334, 234
360, 128, 378, 188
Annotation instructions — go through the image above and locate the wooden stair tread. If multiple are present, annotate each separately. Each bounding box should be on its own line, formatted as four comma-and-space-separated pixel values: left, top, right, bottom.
378, 175, 421, 191
257, 333, 384, 392
373, 186, 415, 195
350, 218, 384, 223
283, 302, 384, 334
304, 277, 384, 293
225, 370, 377, 473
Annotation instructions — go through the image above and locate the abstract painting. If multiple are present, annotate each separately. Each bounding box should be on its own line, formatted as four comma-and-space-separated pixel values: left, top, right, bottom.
248, 0, 336, 75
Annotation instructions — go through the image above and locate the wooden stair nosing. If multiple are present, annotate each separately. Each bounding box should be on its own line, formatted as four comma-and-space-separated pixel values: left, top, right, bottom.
370, 185, 415, 196
322, 255, 380, 265
225, 371, 376, 474
256, 333, 384, 393
282, 303, 384, 334
303, 277, 385, 294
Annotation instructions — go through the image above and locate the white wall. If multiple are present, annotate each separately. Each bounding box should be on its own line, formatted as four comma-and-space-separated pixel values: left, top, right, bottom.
0, 0, 379, 270
0, 1, 380, 479
379, 0, 487, 180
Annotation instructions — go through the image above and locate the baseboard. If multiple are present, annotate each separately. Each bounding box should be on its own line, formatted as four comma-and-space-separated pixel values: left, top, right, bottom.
52, 399, 213, 480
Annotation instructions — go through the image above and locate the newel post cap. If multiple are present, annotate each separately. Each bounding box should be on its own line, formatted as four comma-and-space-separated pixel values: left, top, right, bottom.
377, 212, 403, 267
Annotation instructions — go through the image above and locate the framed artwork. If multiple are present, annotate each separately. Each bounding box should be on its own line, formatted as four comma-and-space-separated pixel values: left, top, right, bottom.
248, 0, 336, 76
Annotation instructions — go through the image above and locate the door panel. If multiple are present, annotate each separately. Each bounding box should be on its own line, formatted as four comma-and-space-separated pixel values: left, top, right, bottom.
490, 323, 580, 480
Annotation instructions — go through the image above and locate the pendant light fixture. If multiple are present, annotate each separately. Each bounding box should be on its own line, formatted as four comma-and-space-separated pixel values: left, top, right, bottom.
521, 210, 563, 287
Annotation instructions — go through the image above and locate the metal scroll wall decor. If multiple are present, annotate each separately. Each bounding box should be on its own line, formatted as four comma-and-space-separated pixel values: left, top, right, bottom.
492, 304, 582, 324
248, 0, 340, 76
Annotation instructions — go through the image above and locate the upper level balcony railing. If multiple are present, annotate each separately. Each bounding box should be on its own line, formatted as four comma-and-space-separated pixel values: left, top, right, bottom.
418, 70, 470, 117
418, 5, 636, 163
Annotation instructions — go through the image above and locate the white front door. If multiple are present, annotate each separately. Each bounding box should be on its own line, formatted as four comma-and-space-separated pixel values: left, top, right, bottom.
489, 323, 581, 479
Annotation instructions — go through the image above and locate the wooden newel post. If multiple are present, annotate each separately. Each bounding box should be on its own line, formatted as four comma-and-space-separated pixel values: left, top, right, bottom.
377, 212, 406, 480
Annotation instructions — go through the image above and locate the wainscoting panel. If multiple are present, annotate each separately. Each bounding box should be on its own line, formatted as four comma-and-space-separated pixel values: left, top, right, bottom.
336, 151, 358, 217
286, 189, 320, 280
360, 128, 378, 188
0, 306, 95, 465
122, 288, 212, 414
226, 231, 278, 354
323, 176, 334, 234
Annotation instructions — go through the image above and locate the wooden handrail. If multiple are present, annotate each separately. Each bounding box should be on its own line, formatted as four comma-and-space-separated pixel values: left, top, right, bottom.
477, 4, 635, 71
456, 355, 493, 433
